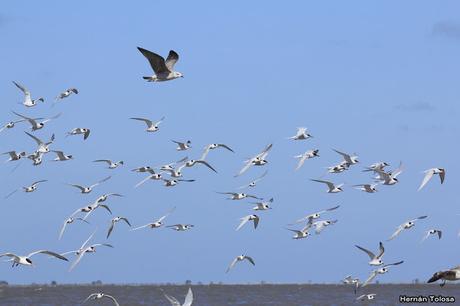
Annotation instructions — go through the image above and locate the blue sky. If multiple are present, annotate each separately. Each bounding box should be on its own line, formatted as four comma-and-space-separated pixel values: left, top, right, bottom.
0, 1, 459, 284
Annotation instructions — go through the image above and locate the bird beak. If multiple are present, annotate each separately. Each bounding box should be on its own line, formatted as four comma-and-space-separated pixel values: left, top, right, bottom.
427, 274, 440, 283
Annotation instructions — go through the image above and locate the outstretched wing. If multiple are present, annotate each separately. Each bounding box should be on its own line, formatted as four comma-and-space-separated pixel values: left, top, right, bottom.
418, 169, 434, 191
137, 47, 169, 74
183, 287, 193, 306
165, 50, 179, 71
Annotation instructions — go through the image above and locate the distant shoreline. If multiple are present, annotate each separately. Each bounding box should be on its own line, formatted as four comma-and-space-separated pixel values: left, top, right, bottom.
1, 283, 457, 287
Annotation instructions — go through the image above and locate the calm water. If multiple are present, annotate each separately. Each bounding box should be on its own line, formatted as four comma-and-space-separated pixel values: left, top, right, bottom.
0, 284, 457, 306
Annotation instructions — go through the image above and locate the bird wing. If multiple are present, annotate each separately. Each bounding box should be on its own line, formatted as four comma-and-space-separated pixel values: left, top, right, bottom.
104, 294, 120, 306
82, 293, 98, 304
69, 184, 86, 192
196, 160, 218, 173
295, 155, 308, 171
93, 175, 111, 187
377, 242, 385, 258
439, 170, 446, 184
165, 50, 179, 71
69, 248, 87, 271
236, 160, 253, 177
388, 225, 404, 241
28, 250, 68, 261
158, 207, 176, 223
333, 149, 352, 163
361, 270, 378, 287
355, 245, 375, 260
253, 216, 260, 229
137, 47, 170, 74
244, 256, 256, 266
135, 175, 154, 188
131, 223, 152, 231
384, 260, 404, 267
437, 230, 442, 239
120, 217, 131, 226
164, 293, 181, 306
93, 159, 112, 165
218, 143, 234, 152
83, 129, 90, 140
226, 257, 239, 273
4, 189, 18, 199
107, 221, 115, 239
13, 81, 29, 95
236, 216, 250, 231
418, 169, 434, 191
80, 231, 96, 249
183, 287, 193, 306
326, 205, 340, 212
0, 253, 20, 261
130, 117, 153, 127
421, 231, 430, 242
52, 151, 66, 159
311, 179, 334, 189
25, 131, 43, 145
59, 221, 69, 240
412, 215, 428, 222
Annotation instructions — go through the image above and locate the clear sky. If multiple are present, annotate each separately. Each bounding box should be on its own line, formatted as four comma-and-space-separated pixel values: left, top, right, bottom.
0, 1, 459, 285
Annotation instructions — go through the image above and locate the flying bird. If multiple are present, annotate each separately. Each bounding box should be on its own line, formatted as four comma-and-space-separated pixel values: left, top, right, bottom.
3, 151, 26, 162
55, 88, 78, 101
137, 47, 183, 82
0, 250, 67, 267
361, 261, 404, 287
418, 168, 446, 191
236, 144, 272, 177
82, 293, 119, 306
201, 143, 234, 160
51, 150, 73, 161
236, 215, 260, 231
421, 229, 442, 242
107, 216, 131, 238
375, 162, 403, 185
0, 119, 26, 133
25, 132, 55, 153
130, 116, 165, 132
167, 224, 194, 231
387, 216, 428, 241
67, 128, 90, 140
250, 198, 274, 211
292, 205, 340, 225
12, 111, 61, 131
356, 294, 376, 301
172, 140, 192, 151
294, 149, 319, 171
12, 81, 44, 107
216, 192, 262, 200
59, 217, 89, 240
67, 176, 112, 194
353, 184, 378, 193
131, 207, 175, 231
333, 149, 359, 166
93, 159, 124, 169
428, 265, 460, 287
355, 242, 385, 266
238, 170, 268, 189
4, 179, 47, 199
226, 255, 255, 273
310, 179, 343, 193
288, 127, 312, 140
163, 287, 193, 306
